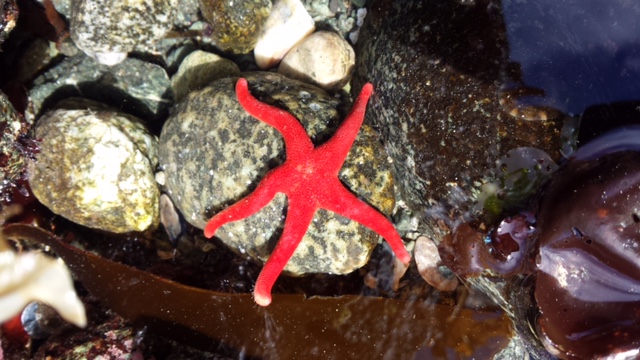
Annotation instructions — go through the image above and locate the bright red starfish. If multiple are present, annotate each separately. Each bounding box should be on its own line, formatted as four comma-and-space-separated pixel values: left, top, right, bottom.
204, 78, 411, 306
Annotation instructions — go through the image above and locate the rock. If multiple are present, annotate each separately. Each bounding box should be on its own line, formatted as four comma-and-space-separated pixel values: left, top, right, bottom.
159, 72, 395, 275
0, 91, 34, 203
199, 0, 271, 54
353, 0, 564, 242
304, 0, 359, 39
69, 0, 177, 65
171, 50, 241, 103
28, 100, 159, 233
254, 0, 315, 70
28, 54, 173, 124
0, 0, 17, 48
15, 38, 60, 84
352, 1, 567, 357
279, 30, 355, 91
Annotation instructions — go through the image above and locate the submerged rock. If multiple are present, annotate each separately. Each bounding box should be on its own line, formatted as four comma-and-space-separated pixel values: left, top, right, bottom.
28, 54, 173, 124
0, 0, 17, 48
69, 0, 177, 65
170, 50, 240, 103
353, 0, 564, 240
0, 91, 35, 202
28, 100, 159, 233
199, 0, 271, 54
159, 72, 395, 275
353, 0, 567, 358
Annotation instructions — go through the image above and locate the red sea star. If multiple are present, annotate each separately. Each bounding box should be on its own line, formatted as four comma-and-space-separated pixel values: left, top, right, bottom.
204, 78, 411, 306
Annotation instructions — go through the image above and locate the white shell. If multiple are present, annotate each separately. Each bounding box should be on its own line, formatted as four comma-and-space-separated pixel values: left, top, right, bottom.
253, 0, 315, 70
0, 250, 87, 328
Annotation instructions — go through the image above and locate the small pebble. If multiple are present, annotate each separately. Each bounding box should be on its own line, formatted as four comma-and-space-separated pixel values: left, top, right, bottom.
254, 0, 315, 69
279, 31, 355, 91
414, 235, 459, 291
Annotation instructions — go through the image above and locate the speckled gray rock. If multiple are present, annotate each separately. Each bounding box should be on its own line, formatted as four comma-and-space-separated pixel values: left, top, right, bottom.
28, 100, 159, 233
69, 0, 177, 65
171, 50, 241, 103
28, 54, 173, 123
279, 30, 355, 91
159, 72, 395, 275
199, 0, 271, 54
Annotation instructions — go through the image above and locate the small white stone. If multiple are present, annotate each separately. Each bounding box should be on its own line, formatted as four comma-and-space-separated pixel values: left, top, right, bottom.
91, 51, 128, 66
254, 0, 315, 70
278, 31, 355, 91
414, 235, 458, 292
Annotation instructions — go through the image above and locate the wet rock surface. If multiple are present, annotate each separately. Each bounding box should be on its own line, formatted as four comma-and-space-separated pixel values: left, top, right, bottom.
353, 0, 564, 240
279, 30, 355, 91
170, 49, 241, 103
69, 0, 178, 65
199, 0, 271, 54
159, 72, 395, 275
28, 100, 159, 233
0, 0, 17, 47
0, 91, 34, 202
28, 54, 173, 125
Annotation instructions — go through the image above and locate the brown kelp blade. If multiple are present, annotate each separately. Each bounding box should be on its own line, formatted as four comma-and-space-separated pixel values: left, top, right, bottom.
4, 224, 512, 359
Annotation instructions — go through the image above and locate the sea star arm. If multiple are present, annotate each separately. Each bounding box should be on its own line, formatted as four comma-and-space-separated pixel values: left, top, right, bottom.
203, 171, 282, 238
316, 83, 374, 173
321, 181, 411, 264
235, 78, 314, 161
253, 198, 317, 306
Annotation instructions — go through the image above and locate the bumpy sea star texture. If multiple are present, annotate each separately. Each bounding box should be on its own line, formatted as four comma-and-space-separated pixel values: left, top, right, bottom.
205, 78, 411, 306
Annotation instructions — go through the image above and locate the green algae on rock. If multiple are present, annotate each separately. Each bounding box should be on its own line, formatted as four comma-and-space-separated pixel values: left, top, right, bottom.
28, 100, 159, 233
199, 0, 271, 54
159, 72, 396, 275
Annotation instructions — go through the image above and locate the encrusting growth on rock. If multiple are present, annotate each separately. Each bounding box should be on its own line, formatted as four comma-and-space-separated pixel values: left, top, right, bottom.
205, 78, 411, 306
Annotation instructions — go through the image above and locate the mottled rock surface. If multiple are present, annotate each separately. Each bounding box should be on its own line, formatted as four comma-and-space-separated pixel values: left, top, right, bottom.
28, 54, 173, 125
353, 0, 564, 240
28, 101, 159, 233
199, 0, 271, 54
0, 91, 33, 202
159, 72, 395, 275
69, 0, 178, 65
170, 50, 240, 103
